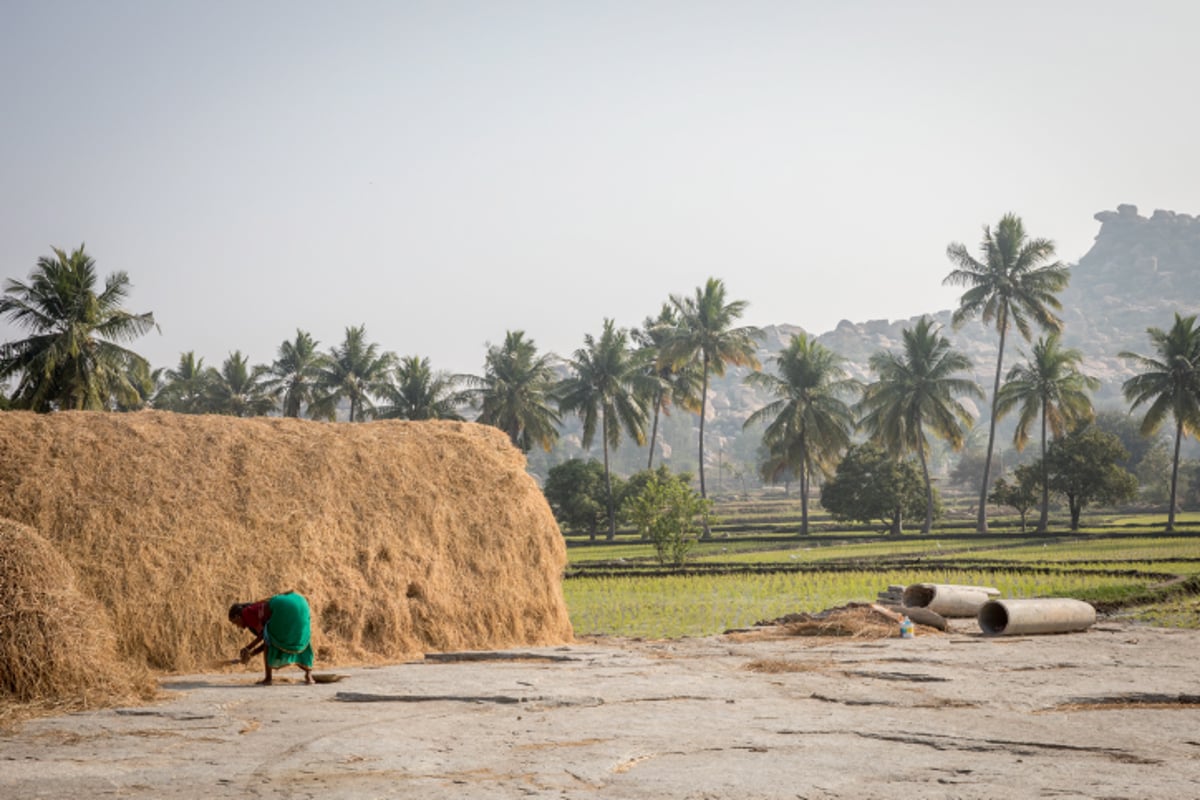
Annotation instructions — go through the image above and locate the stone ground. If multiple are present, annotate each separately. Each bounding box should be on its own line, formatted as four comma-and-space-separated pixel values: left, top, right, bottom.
2, 621, 1199, 799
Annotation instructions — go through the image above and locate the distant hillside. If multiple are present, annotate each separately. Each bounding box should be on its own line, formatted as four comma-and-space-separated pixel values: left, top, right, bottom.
534, 204, 1200, 483
800, 203, 1200, 407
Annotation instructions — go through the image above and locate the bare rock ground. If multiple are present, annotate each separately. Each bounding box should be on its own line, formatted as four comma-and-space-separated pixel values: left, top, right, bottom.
2, 622, 1199, 799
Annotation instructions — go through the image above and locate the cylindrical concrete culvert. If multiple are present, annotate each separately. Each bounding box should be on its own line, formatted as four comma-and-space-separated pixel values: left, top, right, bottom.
978, 598, 1097, 636
901, 583, 992, 618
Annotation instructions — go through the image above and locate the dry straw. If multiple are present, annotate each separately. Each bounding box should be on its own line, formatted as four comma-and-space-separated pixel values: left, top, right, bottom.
759, 604, 920, 639
0, 411, 573, 713
0, 517, 155, 718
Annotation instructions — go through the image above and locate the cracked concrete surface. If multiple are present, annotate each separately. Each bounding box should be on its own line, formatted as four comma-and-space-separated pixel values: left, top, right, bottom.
2, 622, 1199, 799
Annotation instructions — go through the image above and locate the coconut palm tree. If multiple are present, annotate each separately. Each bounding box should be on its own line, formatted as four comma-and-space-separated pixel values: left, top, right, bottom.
206, 351, 276, 417
996, 333, 1098, 532
1120, 313, 1200, 532
466, 330, 561, 452
263, 330, 328, 418
631, 304, 702, 469
943, 214, 1069, 533
113, 357, 158, 411
661, 278, 763, 508
857, 317, 982, 534
312, 325, 396, 422
0, 245, 156, 411
376, 355, 469, 421
153, 351, 217, 413
744, 333, 859, 535
557, 319, 654, 539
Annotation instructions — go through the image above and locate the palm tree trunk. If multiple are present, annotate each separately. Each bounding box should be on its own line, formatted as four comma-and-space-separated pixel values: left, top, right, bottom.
799, 459, 809, 536
1168, 418, 1183, 533
916, 432, 933, 534
603, 414, 616, 541
647, 394, 662, 470
697, 357, 711, 540
697, 366, 709, 498
1037, 405, 1050, 533
978, 324, 1008, 533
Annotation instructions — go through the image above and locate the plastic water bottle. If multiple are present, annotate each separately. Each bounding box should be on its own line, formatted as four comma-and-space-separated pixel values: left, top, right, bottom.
900, 616, 914, 639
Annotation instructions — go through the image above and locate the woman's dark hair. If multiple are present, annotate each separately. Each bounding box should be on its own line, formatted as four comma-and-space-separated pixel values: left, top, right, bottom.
228, 603, 247, 623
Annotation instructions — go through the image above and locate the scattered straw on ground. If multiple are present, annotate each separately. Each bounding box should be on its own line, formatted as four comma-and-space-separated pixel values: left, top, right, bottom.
0, 411, 574, 715
743, 658, 838, 674
742, 603, 939, 640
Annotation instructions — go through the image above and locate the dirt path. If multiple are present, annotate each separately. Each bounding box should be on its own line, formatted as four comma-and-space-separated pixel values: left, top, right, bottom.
3, 622, 1199, 799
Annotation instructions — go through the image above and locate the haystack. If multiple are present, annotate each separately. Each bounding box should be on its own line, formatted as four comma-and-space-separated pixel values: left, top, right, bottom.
0, 517, 154, 712
0, 411, 573, 685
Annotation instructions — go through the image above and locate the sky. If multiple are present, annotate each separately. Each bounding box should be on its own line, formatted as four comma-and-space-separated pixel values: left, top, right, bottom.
2, 1, 1198, 377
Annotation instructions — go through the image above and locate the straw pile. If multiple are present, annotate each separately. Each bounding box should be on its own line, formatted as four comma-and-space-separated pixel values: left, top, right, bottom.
755, 603, 924, 639
0, 518, 154, 712
0, 411, 573, 702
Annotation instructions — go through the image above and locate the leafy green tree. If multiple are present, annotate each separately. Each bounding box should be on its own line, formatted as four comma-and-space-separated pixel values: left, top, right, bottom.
1182, 461, 1200, 509
948, 448, 1001, 492
624, 471, 710, 566
1043, 425, 1139, 531
206, 351, 276, 417
153, 351, 216, 413
557, 319, 653, 540
819, 443, 930, 535
542, 459, 612, 541
661, 278, 763, 516
620, 465, 692, 510
263, 330, 328, 418
0, 245, 157, 411
744, 333, 858, 535
632, 304, 702, 469
1093, 410, 1166, 476
376, 355, 468, 421
944, 214, 1070, 533
995, 333, 1098, 532
467, 330, 561, 452
1132, 444, 1175, 505
312, 325, 396, 422
857, 317, 980, 533
1120, 313, 1200, 532
988, 463, 1041, 532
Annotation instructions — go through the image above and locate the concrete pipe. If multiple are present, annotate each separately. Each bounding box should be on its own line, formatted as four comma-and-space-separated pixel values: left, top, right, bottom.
900, 605, 948, 631
977, 598, 1097, 636
941, 583, 1001, 597
901, 583, 992, 618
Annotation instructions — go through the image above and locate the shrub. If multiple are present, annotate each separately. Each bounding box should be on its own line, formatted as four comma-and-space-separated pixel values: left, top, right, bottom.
624, 473, 711, 566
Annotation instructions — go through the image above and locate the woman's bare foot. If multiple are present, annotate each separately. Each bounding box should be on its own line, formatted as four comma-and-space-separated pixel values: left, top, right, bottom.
256, 677, 273, 686
303, 669, 314, 685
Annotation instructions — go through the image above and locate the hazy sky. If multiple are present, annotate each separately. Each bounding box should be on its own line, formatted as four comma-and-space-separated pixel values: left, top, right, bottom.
3, 1, 1198, 376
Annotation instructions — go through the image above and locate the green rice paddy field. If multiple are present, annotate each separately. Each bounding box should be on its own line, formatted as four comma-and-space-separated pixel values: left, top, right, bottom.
562, 501, 1200, 639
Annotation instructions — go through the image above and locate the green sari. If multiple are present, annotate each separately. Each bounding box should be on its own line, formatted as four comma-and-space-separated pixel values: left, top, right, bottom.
264, 592, 314, 669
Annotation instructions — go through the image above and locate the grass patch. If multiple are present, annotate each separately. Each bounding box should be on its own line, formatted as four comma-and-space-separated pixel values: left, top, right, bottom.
563, 569, 1150, 639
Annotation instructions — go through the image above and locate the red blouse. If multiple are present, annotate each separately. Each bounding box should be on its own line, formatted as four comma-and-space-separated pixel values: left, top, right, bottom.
239, 600, 269, 636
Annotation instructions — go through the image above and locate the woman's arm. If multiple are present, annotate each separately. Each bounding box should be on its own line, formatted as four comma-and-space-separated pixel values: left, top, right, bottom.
240, 632, 265, 664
